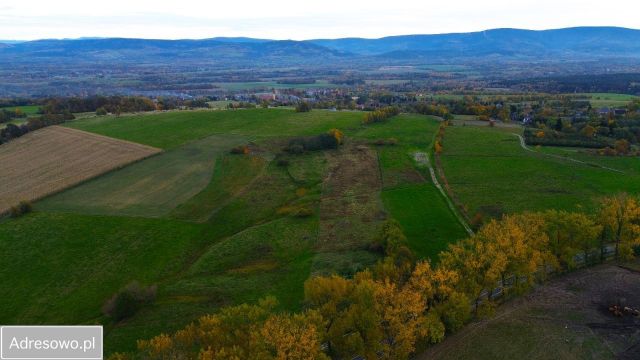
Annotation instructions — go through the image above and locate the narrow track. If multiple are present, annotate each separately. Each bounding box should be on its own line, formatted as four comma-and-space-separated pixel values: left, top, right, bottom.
513, 133, 625, 174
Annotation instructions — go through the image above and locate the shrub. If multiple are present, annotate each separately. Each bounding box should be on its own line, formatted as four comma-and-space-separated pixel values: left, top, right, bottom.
294, 207, 313, 218
295, 102, 312, 112
276, 159, 290, 167
328, 128, 344, 145
103, 281, 157, 321
9, 201, 32, 218
96, 107, 108, 116
230, 145, 250, 155
633, 244, 640, 256
371, 219, 409, 256
372, 138, 398, 146
287, 144, 305, 154
286, 131, 342, 153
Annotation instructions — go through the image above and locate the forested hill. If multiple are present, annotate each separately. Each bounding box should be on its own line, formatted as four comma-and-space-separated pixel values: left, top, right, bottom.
1, 27, 639, 65
309, 27, 640, 57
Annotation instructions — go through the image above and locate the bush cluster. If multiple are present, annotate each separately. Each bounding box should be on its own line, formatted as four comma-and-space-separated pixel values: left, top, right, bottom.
230, 145, 250, 155
9, 201, 33, 218
0, 113, 74, 145
286, 129, 344, 154
102, 281, 157, 321
371, 138, 398, 146
295, 101, 312, 112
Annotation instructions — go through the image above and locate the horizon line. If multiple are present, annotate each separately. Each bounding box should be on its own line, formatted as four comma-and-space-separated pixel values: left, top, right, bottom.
1, 25, 638, 43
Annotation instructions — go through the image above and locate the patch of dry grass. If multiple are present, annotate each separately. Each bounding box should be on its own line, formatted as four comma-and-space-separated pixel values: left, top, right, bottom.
0, 126, 160, 214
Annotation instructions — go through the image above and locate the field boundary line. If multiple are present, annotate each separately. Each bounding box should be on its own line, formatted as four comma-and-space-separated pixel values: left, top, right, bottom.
513, 133, 625, 174
421, 118, 473, 235
196, 154, 270, 223
55, 125, 163, 152
0, 126, 162, 215
423, 153, 474, 236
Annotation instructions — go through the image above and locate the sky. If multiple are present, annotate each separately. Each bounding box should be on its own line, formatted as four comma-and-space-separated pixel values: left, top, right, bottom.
1, 0, 639, 40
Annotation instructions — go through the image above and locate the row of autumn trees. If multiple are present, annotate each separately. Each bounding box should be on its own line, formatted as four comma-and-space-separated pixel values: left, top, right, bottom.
111, 194, 640, 360
363, 106, 400, 124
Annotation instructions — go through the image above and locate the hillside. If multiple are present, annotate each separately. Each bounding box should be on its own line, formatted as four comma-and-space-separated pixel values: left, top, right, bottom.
310, 27, 640, 58
1, 27, 639, 64
0, 38, 352, 65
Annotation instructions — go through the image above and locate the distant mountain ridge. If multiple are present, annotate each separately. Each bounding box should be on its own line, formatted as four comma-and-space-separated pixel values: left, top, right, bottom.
0, 27, 639, 68
1, 27, 639, 58
308, 27, 640, 56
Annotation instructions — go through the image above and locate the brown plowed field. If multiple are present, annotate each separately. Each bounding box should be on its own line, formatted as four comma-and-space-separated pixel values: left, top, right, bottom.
0, 125, 161, 214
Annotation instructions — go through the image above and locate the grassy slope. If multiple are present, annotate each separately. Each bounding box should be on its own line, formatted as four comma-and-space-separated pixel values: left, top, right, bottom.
0, 110, 469, 353
382, 184, 467, 259
0, 213, 203, 324
353, 114, 468, 259
105, 152, 324, 352
439, 125, 640, 217
574, 92, 638, 108
65, 108, 363, 149
37, 135, 246, 218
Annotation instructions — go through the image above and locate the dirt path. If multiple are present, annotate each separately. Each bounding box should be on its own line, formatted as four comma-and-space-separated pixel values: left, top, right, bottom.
514, 134, 625, 174
413, 151, 473, 235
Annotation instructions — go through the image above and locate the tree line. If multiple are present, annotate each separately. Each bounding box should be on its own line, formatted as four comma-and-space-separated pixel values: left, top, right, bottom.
0, 108, 27, 124
109, 194, 640, 360
0, 112, 74, 145
363, 106, 400, 124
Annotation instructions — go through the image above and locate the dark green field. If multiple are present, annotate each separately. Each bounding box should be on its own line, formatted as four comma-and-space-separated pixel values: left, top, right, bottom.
0, 109, 466, 353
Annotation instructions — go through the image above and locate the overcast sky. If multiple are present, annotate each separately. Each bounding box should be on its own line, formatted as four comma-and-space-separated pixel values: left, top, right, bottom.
1, 0, 639, 40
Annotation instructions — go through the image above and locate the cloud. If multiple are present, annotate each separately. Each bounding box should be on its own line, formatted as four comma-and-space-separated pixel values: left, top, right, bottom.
0, 0, 638, 40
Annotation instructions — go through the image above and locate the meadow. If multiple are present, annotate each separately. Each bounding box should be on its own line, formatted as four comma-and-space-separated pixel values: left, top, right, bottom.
1, 105, 41, 115
438, 124, 640, 219
2, 107, 639, 355
0, 109, 467, 354
38, 134, 246, 218
575, 92, 639, 107
0, 126, 160, 214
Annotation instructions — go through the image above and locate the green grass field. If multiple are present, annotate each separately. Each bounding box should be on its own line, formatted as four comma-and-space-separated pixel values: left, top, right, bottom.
439, 124, 640, 218
382, 184, 467, 259
38, 135, 246, 218
0, 213, 204, 325
0, 110, 486, 354
65, 108, 363, 149
1, 105, 41, 115
574, 92, 639, 107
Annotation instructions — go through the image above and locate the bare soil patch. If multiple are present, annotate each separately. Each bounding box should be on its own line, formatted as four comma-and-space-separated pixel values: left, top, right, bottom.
0, 126, 160, 214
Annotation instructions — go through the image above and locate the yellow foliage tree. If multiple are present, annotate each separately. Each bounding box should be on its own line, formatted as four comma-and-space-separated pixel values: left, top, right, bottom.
327, 128, 344, 145
261, 311, 329, 360
598, 194, 640, 260
373, 279, 426, 360
434, 140, 443, 154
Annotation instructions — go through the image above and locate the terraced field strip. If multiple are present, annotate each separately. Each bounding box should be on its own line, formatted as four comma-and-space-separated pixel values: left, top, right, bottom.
314, 144, 384, 275
0, 126, 161, 214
